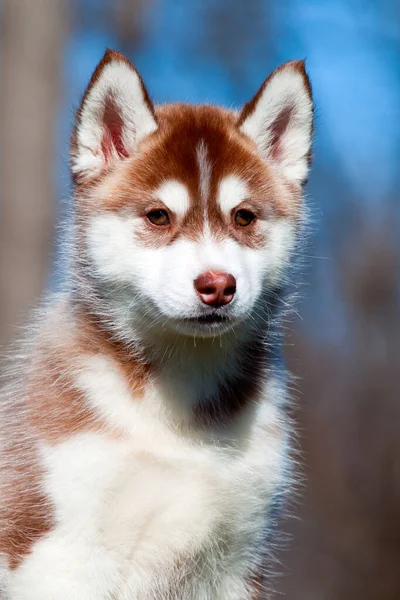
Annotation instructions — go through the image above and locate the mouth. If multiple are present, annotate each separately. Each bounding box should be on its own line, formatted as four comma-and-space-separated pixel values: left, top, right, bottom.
184, 314, 230, 325
164, 310, 241, 338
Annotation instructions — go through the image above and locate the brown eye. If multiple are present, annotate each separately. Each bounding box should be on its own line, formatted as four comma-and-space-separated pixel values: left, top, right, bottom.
146, 209, 170, 226
234, 209, 255, 227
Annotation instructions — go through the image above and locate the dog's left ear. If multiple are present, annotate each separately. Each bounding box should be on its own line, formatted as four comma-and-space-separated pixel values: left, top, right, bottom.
239, 60, 313, 186
71, 49, 157, 185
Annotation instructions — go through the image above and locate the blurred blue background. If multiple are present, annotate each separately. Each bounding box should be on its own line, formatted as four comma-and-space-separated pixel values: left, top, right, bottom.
1, 1, 400, 598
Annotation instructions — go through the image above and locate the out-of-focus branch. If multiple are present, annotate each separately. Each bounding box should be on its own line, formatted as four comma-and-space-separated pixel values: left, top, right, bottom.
0, 0, 67, 348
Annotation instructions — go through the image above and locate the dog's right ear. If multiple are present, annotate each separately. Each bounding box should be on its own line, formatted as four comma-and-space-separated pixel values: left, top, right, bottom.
70, 49, 158, 185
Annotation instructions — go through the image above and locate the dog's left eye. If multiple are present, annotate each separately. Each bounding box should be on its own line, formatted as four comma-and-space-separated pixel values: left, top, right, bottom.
234, 209, 255, 227
146, 209, 170, 226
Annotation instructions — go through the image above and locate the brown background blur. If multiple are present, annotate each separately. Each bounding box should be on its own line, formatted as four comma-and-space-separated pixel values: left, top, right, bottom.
1, 1, 400, 598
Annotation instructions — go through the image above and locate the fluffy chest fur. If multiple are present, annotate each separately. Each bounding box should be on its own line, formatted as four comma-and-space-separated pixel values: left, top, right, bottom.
3, 340, 286, 600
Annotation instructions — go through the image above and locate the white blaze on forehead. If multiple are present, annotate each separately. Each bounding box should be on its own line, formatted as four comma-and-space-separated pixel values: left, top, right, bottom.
196, 140, 212, 205
155, 180, 190, 216
217, 175, 249, 214
196, 140, 213, 236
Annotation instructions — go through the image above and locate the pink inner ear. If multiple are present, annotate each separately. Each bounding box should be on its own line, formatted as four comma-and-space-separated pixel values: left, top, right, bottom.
101, 94, 130, 163
269, 104, 293, 161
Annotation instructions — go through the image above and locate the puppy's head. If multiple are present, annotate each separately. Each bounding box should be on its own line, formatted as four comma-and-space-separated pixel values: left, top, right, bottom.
71, 50, 313, 340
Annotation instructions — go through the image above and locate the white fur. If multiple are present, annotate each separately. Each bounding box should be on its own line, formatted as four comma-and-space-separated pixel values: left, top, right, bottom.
7, 350, 285, 599
240, 62, 313, 185
217, 175, 249, 214
196, 140, 213, 237
155, 180, 190, 216
72, 57, 157, 182
196, 140, 212, 206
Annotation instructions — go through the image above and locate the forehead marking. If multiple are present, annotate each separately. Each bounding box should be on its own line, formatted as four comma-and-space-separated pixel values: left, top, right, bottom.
217, 175, 249, 214
196, 139, 212, 235
154, 180, 190, 216
196, 140, 212, 205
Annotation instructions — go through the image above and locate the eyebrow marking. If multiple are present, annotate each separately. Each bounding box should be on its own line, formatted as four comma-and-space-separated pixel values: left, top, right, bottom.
217, 175, 249, 214
155, 180, 190, 216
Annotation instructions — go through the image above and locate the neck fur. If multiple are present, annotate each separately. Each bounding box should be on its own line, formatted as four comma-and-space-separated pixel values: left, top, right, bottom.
73, 285, 285, 427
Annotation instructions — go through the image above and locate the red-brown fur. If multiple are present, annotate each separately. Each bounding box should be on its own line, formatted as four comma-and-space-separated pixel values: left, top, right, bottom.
0, 426, 54, 570
0, 302, 153, 569
0, 50, 312, 590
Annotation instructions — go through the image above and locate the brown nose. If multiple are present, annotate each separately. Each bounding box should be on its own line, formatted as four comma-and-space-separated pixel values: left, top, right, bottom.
194, 271, 236, 307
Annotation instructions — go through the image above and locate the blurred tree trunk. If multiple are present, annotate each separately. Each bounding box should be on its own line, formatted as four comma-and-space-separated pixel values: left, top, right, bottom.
0, 0, 67, 349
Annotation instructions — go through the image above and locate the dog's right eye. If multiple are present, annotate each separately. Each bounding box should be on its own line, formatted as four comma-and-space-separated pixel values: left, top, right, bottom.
234, 209, 255, 227
146, 209, 170, 226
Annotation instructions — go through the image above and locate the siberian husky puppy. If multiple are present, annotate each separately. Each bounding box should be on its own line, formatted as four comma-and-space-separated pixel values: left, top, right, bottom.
0, 50, 313, 599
